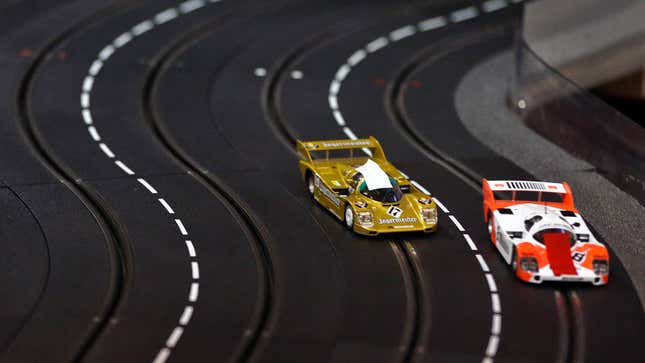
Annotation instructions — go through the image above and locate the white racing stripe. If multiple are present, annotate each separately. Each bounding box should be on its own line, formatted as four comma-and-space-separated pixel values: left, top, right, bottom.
78, 2, 223, 362
326, 4, 526, 361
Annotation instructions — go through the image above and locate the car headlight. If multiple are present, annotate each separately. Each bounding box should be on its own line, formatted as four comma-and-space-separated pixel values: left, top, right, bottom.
357, 211, 374, 227
592, 260, 609, 275
519, 257, 538, 272
420, 207, 437, 225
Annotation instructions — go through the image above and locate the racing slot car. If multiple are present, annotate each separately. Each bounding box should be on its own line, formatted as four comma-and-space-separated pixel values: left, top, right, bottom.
482, 179, 609, 285
297, 137, 438, 235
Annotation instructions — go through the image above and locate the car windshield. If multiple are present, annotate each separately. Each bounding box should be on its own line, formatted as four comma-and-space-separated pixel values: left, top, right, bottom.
359, 178, 403, 203
532, 228, 576, 247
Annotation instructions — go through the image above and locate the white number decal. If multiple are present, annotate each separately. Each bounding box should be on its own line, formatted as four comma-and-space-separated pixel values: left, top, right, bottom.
572, 252, 586, 263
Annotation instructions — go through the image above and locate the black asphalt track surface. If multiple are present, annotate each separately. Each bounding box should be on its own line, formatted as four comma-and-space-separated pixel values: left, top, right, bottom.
0, 1, 642, 362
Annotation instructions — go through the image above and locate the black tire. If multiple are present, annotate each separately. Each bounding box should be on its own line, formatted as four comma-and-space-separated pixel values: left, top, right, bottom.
487, 213, 495, 243
511, 246, 518, 272
344, 204, 354, 231
306, 172, 315, 197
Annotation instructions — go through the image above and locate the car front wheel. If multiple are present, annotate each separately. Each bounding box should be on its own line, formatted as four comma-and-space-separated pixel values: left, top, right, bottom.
488, 214, 496, 243
306, 173, 315, 196
344, 205, 354, 230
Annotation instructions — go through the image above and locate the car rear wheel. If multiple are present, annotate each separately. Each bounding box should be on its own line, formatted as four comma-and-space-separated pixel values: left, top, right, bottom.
306, 173, 315, 196
344, 204, 354, 230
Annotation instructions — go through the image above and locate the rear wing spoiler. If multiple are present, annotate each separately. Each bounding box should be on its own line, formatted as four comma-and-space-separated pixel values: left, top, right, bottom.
484, 179, 568, 193
482, 179, 576, 219
296, 137, 386, 162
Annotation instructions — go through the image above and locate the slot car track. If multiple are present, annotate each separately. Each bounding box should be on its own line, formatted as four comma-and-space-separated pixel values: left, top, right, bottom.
0, 1, 643, 363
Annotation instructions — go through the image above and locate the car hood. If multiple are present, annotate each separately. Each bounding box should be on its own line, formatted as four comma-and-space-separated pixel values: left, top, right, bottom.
369, 194, 424, 227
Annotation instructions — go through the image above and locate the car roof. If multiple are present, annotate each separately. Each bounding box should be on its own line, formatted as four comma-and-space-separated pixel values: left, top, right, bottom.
356, 159, 392, 190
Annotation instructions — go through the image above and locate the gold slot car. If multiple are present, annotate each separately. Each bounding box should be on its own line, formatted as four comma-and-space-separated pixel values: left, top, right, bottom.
297, 137, 438, 236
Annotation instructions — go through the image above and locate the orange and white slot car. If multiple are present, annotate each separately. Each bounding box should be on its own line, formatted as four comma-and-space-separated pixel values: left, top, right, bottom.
482, 179, 609, 285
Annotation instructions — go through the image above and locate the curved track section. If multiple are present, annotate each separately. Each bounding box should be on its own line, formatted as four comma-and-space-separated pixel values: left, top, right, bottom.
0, 1, 643, 363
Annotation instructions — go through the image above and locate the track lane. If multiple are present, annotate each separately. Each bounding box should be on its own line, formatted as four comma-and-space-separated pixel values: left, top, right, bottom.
278, 3, 568, 362
0, 2, 133, 361
148, 1, 457, 360
399, 19, 645, 363
23, 0, 269, 361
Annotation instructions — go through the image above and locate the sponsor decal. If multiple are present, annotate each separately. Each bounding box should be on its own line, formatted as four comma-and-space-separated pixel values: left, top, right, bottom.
321, 141, 371, 148
378, 217, 417, 224
572, 252, 586, 263
315, 176, 341, 207
304, 143, 319, 149
386, 206, 403, 218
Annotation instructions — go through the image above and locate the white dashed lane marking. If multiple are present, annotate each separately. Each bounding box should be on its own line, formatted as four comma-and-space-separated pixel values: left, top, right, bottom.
326, 1, 524, 358
476, 254, 491, 272
450, 6, 479, 22
432, 197, 449, 213
185, 240, 197, 257
175, 219, 188, 235
137, 178, 158, 194
449, 215, 466, 232
78, 1, 222, 362
463, 234, 478, 251
179, 306, 194, 325
99, 143, 115, 158
159, 199, 175, 214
